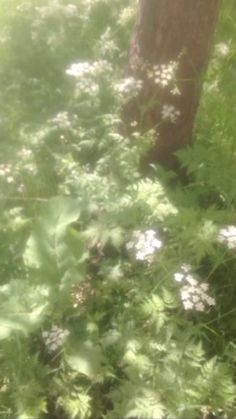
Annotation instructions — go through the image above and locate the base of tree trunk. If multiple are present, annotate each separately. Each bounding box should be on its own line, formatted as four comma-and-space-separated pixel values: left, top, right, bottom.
125, 0, 220, 171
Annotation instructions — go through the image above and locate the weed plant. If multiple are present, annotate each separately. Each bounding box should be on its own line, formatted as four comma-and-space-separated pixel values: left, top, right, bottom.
0, 1, 236, 418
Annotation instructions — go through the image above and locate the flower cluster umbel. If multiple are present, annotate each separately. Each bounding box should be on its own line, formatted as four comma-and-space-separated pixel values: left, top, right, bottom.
217, 225, 236, 250
42, 326, 70, 352
66, 60, 112, 96
66, 60, 112, 78
148, 61, 178, 88
127, 229, 162, 262
51, 111, 72, 129
174, 265, 215, 312
0, 163, 14, 184
114, 77, 143, 95
18, 147, 32, 159
161, 104, 180, 123
215, 42, 230, 57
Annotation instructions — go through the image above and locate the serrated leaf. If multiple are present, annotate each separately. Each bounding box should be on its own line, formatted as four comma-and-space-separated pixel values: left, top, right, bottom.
24, 196, 82, 277
0, 281, 49, 340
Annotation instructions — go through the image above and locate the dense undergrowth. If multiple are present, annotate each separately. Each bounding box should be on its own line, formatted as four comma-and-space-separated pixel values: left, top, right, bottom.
0, 1, 236, 418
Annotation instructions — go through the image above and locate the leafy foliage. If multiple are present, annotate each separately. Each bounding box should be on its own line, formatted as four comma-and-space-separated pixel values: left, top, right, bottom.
0, 1, 236, 418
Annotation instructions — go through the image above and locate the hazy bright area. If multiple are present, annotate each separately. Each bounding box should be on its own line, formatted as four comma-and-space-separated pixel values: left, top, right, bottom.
0, 1, 236, 418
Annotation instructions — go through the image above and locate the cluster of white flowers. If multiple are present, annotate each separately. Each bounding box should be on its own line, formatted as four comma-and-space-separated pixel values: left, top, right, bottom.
114, 77, 143, 97
148, 61, 178, 87
215, 42, 230, 57
174, 265, 215, 312
218, 225, 236, 250
66, 60, 112, 96
75, 79, 99, 96
36, 3, 77, 19
118, 6, 135, 26
161, 104, 180, 123
18, 147, 32, 159
127, 229, 162, 262
51, 111, 73, 129
170, 86, 181, 96
66, 60, 111, 78
98, 28, 119, 57
42, 326, 70, 353
0, 164, 14, 184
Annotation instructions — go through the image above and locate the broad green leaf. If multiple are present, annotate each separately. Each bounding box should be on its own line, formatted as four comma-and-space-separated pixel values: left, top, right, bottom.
24, 196, 82, 276
66, 340, 104, 379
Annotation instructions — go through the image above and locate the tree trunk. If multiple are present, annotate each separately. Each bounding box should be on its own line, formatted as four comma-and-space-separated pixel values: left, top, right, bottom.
125, 0, 220, 171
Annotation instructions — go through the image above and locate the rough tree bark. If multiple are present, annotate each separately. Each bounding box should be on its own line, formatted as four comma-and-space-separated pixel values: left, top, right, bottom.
125, 0, 220, 171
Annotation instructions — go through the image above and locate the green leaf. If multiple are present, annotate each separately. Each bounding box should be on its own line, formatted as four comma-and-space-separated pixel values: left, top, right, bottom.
0, 281, 49, 340
24, 196, 82, 277
65, 340, 104, 379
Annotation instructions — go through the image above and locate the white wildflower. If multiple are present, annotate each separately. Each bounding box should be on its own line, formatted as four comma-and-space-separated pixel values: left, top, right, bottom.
66, 62, 91, 77
51, 111, 72, 129
195, 302, 205, 312
75, 79, 99, 96
118, 7, 135, 25
0, 163, 12, 177
174, 273, 184, 283
200, 282, 209, 292
0, 164, 14, 183
215, 42, 230, 57
149, 61, 178, 88
18, 147, 32, 159
183, 300, 194, 310
114, 77, 143, 97
66, 60, 112, 96
182, 264, 191, 273
174, 265, 215, 312
66, 60, 112, 78
127, 229, 162, 262
181, 289, 190, 300
145, 229, 156, 238
161, 104, 180, 123
218, 225, 236, 250
42, 325, 70, 353
185, 274, 198, 286
206, 296, 216, 306
174, 264, 192, 283
171, 86, 181, 96
192, 295, 200, 303
161, 79, 168, 87
6, 176, 14, 184
136, 250, 146, 261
